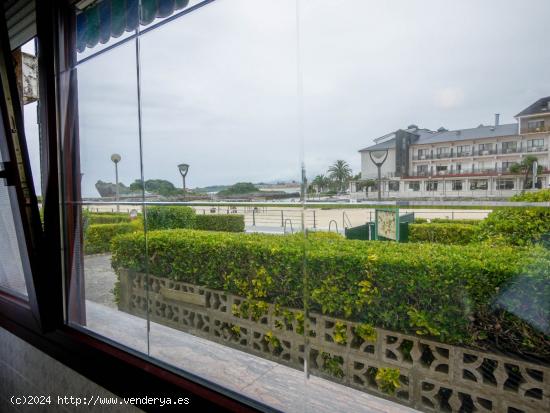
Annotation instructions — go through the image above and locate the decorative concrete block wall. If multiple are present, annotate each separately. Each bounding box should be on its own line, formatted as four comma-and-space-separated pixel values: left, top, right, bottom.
118, 270, 549, 413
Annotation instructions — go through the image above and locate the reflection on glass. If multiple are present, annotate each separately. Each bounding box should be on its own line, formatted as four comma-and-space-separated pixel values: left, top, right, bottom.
138, 0, 307, 408
0, 182, 29, 298
71, 39, 149, 353
67, 1, 550, 412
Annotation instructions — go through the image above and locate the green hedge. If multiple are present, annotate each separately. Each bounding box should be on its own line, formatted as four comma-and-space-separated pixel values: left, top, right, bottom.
478, 207, 550, 246
511, 188, 550, 202
195, 214, 245, 232
85, 223, 138, 254
414, 218, 481, 225
409, 223, 480, 245
112, 229, 550, 358
146, 206, 196, 230
87, 213, 131, 225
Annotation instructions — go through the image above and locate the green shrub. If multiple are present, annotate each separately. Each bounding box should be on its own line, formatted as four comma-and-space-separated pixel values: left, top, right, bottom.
414, 218, 481, 225
430, 218, 482, 225
111, 229, 550, 357
478, 207, 550, 246
146, 206, 196, 230
85, 223, 138, 254
87, 213, 132, 225
195, 214, 245, 232
409, 223, 479, 244
511, 188, 550, 202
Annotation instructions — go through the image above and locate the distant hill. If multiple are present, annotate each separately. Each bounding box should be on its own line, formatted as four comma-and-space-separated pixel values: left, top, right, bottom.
193, 185, 229, 194
218, 182, 259, 196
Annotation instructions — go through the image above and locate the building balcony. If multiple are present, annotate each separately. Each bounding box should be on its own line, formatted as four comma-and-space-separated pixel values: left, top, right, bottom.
523, 126, 550, 134
473, 148, 497, 156
407, 166, 549, 178
411, 146, 547, 161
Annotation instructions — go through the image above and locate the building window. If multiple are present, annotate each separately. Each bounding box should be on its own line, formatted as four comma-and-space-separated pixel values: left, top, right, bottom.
388, 181, 400, 191
478, 143, 494, 155
452, 180, 463, 191
408, 181, 420, 191
456, 145, 471, 156
436, 165, 448, 175
436, 147, 450, 158
417, 164, 429, 175
417, 148, 429, 159
527, 119, 545, 133
501, 141, 517, 153
426, 181, 438, 191
502, 161, 515, 172
497, 179, 514, 190
527, 139, 545, 151
470, 179, 488, 190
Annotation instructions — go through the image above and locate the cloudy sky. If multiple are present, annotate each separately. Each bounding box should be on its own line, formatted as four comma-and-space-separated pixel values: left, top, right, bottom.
26, 0, 550, 196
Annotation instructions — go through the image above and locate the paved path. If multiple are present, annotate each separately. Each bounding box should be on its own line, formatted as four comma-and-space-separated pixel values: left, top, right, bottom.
84, 254, 118, 309
85, 300, 417, 413
83, 254, 418, 413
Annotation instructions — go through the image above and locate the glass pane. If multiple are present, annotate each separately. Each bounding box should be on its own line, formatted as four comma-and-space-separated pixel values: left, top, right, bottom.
67, 36, 149, 353
136, 0, 307, 409
0, 181, 28, 297
301, 1, 550, 413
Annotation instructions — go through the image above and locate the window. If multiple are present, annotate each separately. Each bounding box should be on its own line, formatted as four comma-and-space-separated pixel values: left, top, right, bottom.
497, 179, 514, 190
5, 2, 545, 413
478, 143, 494, 155
408, 181, 420, 191
426, 180, 438, 191
417, 148, 429, 159
417, 164, 429, 175
456, 145, 471, 156
470, 179, 488, 190
527, 138, 545, 151
436, 147, 449, 158
502, 161, 515, 172
527, 119, 545, 132
452, 180, 463, 191
501, 141, 517, 153
436, 165, 448, 174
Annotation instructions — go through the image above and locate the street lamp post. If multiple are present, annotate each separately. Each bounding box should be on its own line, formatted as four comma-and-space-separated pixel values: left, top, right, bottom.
178, 163, 189, 200
111, 153, 121, 212
368, 149, 389, 201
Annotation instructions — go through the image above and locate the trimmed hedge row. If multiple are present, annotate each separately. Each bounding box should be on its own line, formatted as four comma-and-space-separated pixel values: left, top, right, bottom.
84, 223, 139, 254
478, 207, 550, 246
414, 218, 481, 225
146, 206, 245, 232
111, 229, 550, 358
195, 214, 245, 232
511, 188, 550, 202
146, 206, 196, 230
87, 213, 132, 225
409, 223, 479, 245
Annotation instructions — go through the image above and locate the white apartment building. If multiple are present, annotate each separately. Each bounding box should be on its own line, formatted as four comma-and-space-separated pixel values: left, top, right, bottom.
352, 97, 550, 199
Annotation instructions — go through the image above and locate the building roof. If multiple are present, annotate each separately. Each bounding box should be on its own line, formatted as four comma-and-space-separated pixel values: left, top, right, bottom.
414, 123, 518, 145
515, 96, 550, 117
358, 138, 396, 152
359, 123, 518, 152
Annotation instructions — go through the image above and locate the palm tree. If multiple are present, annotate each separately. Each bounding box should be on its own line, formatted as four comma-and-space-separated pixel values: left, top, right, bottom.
327, 160, 352, 192
509, 155, 542, 189
312, 174, 330, 193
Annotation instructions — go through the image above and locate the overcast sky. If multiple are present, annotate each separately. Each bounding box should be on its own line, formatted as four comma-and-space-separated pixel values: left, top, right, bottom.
26, 0, 550, 196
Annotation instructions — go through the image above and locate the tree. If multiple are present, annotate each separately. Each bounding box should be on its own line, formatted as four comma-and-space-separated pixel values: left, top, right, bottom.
311, 174, 330, 193
327, 160, 352, 192
129, 179, 182, 197
217, 182, 259, 196
509, 156, 543, 189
